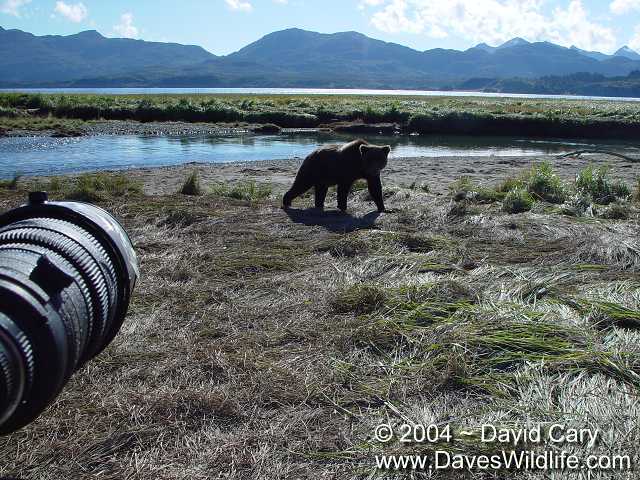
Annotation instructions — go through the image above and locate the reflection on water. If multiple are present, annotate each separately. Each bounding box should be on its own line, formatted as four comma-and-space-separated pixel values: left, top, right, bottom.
0, 132, 636, 178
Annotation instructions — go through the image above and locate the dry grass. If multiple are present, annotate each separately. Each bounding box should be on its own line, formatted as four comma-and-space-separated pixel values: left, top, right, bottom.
0, 167, 639, 479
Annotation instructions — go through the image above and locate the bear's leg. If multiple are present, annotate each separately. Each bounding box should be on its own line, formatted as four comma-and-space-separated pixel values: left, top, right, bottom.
283, 179, 312, 208
367, 174, 385, 212
337, 181, 353, 212
314, 184, 329, 209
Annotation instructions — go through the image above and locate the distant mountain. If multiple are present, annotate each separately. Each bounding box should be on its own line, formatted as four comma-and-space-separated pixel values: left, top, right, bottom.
570, 45, 611, 61
468, 38, 530, 54
0, 27, 214, 84
2, 26, 640, 94
497, 37, 530, 50
614, 46, 640, 61
456, 71, 640, 97
471, 43, 495, 54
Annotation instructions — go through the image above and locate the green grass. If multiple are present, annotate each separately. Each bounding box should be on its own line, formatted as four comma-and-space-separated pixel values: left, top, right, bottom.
0, 114, 84, 134
524, 161, 568, 203
34, 172, 143, 202
502, 187, 535, 213
3, 92, 640, 137
209, 180, 272, 202
576, 164, 631, 204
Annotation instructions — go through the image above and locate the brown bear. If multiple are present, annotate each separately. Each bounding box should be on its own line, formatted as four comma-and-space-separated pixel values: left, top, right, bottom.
282, 139, 391, 212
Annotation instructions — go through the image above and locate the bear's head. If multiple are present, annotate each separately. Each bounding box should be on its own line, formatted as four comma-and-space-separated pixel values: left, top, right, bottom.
359, 144, 391, 176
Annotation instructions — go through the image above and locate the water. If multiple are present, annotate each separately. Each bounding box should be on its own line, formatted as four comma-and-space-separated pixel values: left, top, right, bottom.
1, 87, 640, 102
0, 131, 631, 179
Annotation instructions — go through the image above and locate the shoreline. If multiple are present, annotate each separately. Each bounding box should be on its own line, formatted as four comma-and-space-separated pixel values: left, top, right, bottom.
31, 152, 639, 197
0, 119, 277, 138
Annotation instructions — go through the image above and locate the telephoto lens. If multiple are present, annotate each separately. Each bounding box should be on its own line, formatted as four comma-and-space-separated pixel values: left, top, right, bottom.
0, 192, 139, 434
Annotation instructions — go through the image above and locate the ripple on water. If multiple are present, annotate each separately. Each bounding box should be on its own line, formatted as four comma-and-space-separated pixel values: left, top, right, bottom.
0, 133, 635, 179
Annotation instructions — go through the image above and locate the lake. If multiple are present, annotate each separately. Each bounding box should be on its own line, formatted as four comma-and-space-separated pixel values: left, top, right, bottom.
2, 87, 640, 102
0, 132, 632, 179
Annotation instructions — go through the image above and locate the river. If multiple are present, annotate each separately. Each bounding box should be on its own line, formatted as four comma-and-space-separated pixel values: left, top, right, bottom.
1, 131, 636, 179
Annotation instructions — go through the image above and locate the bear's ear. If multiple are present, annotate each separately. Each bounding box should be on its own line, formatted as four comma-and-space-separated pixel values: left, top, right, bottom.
383, 146, 391, 155
359, 144, 370, 156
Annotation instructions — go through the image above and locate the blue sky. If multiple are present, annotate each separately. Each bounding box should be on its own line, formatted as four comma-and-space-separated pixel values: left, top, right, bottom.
1, 0, 640, 55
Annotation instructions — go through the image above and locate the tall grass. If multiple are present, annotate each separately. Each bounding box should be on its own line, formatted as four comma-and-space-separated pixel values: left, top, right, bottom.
524, 161, 568, 203
178, 171, 202, 196
575, 165, 630, 204
3, 92, 640, 137
502, 187, 534, 213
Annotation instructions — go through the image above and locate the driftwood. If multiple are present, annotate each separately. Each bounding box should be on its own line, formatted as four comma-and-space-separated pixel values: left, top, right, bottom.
557, 149, 639, 163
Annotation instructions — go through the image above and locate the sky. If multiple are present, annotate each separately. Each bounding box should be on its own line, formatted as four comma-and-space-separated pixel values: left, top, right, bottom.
2, 0, 640, 56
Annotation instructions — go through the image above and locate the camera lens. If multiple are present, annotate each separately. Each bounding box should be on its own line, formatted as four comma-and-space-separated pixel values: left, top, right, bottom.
0, 192, 138, 434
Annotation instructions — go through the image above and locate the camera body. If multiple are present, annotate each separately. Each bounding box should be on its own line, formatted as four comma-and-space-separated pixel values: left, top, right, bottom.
0, 193, 138, 434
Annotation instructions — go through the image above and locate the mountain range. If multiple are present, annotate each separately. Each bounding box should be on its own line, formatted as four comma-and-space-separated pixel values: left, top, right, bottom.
2, 26, 640, 92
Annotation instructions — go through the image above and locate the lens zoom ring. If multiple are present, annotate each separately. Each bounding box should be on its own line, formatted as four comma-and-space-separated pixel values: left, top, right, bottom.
0, 244, 93, 365
0, 228, 110, 346
30, 219, 119, 315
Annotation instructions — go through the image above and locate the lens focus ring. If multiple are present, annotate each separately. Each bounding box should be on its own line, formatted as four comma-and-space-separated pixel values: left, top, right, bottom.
0, 221, 113, 358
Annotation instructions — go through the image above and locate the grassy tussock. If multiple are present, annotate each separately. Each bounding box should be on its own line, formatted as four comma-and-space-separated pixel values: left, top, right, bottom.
178, 171, 202, 196
452, 161, 634, 218
502, 187, 535, 213
576, 164, 631, 204
0, 163, 639, 479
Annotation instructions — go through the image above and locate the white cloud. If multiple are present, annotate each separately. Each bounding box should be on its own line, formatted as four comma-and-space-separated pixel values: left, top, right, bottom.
366, 0, 617, 53
0, 0, 30, 17
54, 1, 87, 23
610, 0, 640, 14
225, 0, 253, 11
629, 25, 640, 51
113, 12, 139, 38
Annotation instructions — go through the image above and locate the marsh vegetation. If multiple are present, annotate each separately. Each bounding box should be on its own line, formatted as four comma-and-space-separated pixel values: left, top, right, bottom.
3, 93, 640, 138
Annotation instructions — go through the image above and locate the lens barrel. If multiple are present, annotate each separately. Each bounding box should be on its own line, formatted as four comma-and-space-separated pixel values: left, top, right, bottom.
0, 192, 138, 434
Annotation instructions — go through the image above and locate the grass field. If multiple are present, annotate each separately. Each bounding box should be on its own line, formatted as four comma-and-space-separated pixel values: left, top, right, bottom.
0, 162, 639, 479
3, 93, 640, 138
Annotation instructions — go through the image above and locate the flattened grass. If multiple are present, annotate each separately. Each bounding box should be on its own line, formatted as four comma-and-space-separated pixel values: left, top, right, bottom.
1, 163, 639, 479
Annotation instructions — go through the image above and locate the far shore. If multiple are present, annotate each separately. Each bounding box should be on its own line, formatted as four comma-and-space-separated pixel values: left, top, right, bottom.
3, 92, 640, 140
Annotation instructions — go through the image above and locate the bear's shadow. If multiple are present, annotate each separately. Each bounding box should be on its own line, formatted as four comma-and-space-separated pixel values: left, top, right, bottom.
284, 208, 381, 233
